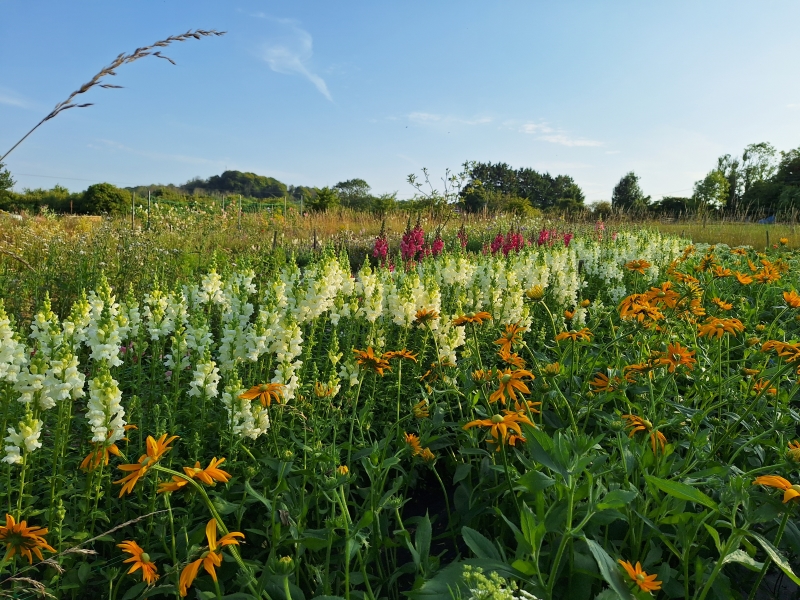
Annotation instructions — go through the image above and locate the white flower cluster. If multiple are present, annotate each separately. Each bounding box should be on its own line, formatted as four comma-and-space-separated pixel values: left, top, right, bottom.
3, 417, 43, 465
188, 355, 221, 398
85, 368, 126, 444
220, 377, 270, 439
0, 302, 26, 383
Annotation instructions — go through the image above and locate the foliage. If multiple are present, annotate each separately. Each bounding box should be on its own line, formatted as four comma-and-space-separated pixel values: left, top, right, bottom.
692, 170, 730, 210
308, 186, 340, 212
0, 162, 13, 198
460, 162, 585, 212
79, 182, 130, 215
611, 172, 650, 211
200, 170, 288, 199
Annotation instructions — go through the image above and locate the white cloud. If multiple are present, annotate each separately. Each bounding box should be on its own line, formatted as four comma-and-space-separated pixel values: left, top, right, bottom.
407, 112, 492, 126
520, 121, 602, 147
787, 103, 800, 110
259, 19, 332, 101
93, 139, 225, 167
0, 88, 32, 109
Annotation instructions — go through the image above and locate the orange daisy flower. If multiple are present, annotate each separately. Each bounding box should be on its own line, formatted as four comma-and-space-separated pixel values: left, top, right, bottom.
590, 372, 620, 393
753, 379, 777, 396
404, 432, 422, 456
352, 348, 391, 376
784, 290, 800, 308
625, 259, 651, 274
554, 328, 593, 342
497, 348, 526, 369
238, 382, 284, 407
622, 415, 666, 453
80, 424, 138, 471
618, 560, 662, 593
753, 475, 800, 503
788, 441, 800, 463
464, 411, 533, 447
0, 514, 56, 564
697, 317, 745, 339
489, 368, 533, 404
118, 540, 159, 585
711, 297, 733, 311
733, 271, 753, 285
383, 349, 418, 363
114, 434, 178, 497
452, 311, 493, 326
657, 342, 696, 373
179, 519, 244, 597
414, 308, 440, 325
494, 323, 524, 353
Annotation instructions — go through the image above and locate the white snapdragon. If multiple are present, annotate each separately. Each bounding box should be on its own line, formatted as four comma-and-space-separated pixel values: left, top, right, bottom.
85, 367, 126, 444
42, 351, 85, 403
188, 355, 221, 398
3, 417, 43, 465
0, 302, 26, 383
220, 376, 270, 440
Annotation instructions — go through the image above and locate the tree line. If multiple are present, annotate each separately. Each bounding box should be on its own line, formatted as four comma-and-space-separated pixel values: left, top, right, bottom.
609, 142, 800, 218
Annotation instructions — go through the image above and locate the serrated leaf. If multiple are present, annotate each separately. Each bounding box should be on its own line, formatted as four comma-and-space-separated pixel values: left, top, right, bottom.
722, 549, 763, 572
751, 531, 800, 585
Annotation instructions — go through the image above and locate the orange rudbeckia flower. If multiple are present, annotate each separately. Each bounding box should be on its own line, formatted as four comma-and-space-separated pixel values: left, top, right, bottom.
753, 475, 800, 503
118, 540, 159, 585
494, 323, 524, 354
238, 382, 284, 407
179, 519, 244, 597
489, 368, 533, 404
464, 411, 533, 448
618, 559, 662, 593
452, 311, 493, 326
622, 415, 666, 453
352, 348, 391, 376
0, 514, 56, 564
114, 434, 178, 497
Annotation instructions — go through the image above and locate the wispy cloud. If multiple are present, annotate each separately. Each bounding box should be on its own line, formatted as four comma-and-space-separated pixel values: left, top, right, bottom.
0, 88, 32, 109
787, 103, 800, 110
520, 121, 602, 147
407, 112, 492, 126
93, 139, 225, 167
257, 18, 332, 101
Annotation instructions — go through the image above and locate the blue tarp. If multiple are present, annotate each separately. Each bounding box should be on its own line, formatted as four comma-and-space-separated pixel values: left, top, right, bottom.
757, 215, 776, 224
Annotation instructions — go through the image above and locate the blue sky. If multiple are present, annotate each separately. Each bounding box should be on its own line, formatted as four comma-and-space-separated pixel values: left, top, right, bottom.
2, 1, 800, 202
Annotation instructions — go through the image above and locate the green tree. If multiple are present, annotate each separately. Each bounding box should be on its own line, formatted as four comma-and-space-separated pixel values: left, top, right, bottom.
80, 183, 130, 214
371, 192, 396, 217
611, 172, 650, 211
692, 170, 730, 210
334, 178, 373, 211
0, 162, 14, 198
308, 187, 339, 212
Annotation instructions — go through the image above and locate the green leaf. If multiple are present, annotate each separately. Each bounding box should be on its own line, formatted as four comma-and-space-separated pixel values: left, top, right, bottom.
526, 429, 568, 478
416, 513, 432, 566
704, 523, 722, 554
121, 582, 147, 600
462, 526, 501, 560
596, 489, 637, 511
751, 531, 800, 585
511, 559, 536, 575
77, 561, 91, 584
644, 475, 718, 511
453, 462, 472, 484
722, 549, 763, 572
583, 537, 636, 600
516, 470, 555, 494
244, 481, 271, 510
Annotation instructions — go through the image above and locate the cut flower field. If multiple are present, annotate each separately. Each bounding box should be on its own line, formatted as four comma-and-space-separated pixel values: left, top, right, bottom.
1, 221, 800, 599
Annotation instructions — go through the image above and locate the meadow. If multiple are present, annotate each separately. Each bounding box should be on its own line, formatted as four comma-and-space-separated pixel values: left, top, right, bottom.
1, 207, 800, 600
